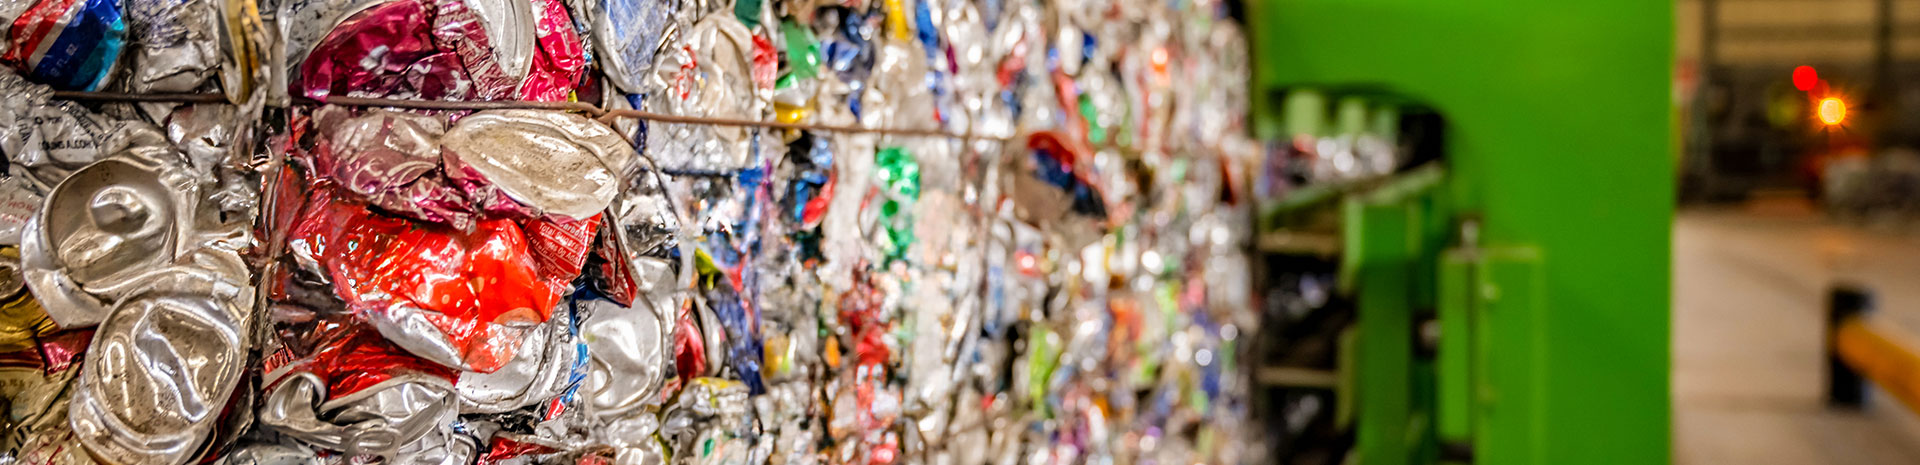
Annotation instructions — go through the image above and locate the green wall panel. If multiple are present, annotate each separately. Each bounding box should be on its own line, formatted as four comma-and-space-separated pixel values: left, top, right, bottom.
1247, 1, 1674, 464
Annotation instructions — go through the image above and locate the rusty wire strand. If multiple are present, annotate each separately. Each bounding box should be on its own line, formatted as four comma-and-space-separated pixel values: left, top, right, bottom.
45, 92, 1164, 153
51, 91, 1020, 140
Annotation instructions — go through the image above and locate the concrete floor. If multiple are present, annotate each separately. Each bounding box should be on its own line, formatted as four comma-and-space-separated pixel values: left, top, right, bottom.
1675, 208, 1920, 464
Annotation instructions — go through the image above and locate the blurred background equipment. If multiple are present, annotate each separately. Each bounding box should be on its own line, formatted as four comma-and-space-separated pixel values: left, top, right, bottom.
1678, 0, 1920, 210
1247, 88, 1443, 464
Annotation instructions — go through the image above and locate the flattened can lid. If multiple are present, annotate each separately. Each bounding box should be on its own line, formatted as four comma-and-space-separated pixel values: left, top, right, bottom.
442, 109, 635, 220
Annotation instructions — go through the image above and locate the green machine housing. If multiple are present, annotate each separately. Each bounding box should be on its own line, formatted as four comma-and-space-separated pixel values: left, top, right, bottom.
1244, 1, 1674, 464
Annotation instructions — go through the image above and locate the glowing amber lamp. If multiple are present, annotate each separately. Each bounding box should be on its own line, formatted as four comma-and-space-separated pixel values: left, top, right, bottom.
1819, 97, 1847, 126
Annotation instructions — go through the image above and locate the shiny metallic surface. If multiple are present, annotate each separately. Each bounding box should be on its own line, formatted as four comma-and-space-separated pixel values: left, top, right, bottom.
442, 109, 637, 220
456, 312, 575, 413
308, 106, 473, 229
217, 442, 323, 465
613, 176, 681, 258
389, 425, 476, 465
3, 363, 89, 465
259, 373, 457, 460
599, 412, 662, 453
0, 0, 29, 57
860, 39, 934, 132
0, 177, 43, 245
214, 0, 261, 104
276, 0, 382, 75
296, 0, 477, 101
164, 104, 241, 177
0, 280, 55, 353
0, 69, 171, 193
591, 0, 675, 94
13, 0, 1268, 463
365, 302, 534, 373
23, 149, 199, 328
608, 434, 667, 465
2, 0, 125, 91
642, 11, 760, 171
659, 378, 750, 441
125, 0, 221, 93
579, 288, 670, 420
8, 135, 258, 465
463, 0, 536, 82
70, 266, 251, 465
0, 246, 25, 299
694, 298, 726, 378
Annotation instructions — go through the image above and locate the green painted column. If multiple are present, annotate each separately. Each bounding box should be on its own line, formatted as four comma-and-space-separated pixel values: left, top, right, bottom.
1246, 1, 1674, 464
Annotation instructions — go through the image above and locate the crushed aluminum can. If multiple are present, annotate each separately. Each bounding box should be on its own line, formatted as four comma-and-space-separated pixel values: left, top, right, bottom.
576, 285, 671, 421
256, 325, 460, 461
2, 349, 90, 465
440, 0, 534, 98
599, 413, 667, 465
1, 0, 125, 91
441, 109, 636, 221
525, 214, 602, 287
586, 217, 641, 306
58, 2, 1266, 464
72, 199, 245, 465
0, 328, 83, 445
590, 0, 676, 94
938, 0, 991, 135
297, 0, 470, 101
669, 301, 708, 381
0, 178, 42, 245
0, 0, 26, 54
515, 0, 585, 102
393, 425, 479, 465
214, 0, 263, 104
277, 0, 381, 80
813, 6, 875, 88
456, 309, 577, 414
0, 247, 54, 353
611, 173, 681, 261
215, 441, 324, 465
428, 0, 522, 100
260, 371, 461, 460
643, 11, 762, 171
472, 434, 561, 465
692, 249, 763, 395
658, 378, 751, 452
20, 147, 222, 329
0, 69, 169, 193
69, 263, 252, 465
124, 0, 222, 93
164, 104, 243, 178
287, 188, 566, 373
306, 106, 475, 231
860, 38, 935, 132
755, 381, 822, 465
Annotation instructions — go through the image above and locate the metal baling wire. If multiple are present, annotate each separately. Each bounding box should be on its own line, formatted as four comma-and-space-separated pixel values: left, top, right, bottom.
42, 91, 1028, 257
48, 92, 1120, 225
51, 93, 1139, 240
46, 93, 1163, 152
52, 91, 1011, 139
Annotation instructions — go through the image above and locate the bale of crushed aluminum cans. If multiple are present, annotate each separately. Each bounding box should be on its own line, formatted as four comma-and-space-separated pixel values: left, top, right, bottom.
0, 0, 1266, 464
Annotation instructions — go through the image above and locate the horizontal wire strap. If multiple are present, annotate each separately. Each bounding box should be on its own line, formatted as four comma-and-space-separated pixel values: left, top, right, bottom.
43, 92, 1163, 151
51, 91, 232, 103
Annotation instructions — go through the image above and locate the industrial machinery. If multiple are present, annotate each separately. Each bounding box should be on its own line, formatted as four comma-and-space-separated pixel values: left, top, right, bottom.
1249, 88, 1447, 464
1242, 2, 1673, 464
